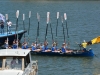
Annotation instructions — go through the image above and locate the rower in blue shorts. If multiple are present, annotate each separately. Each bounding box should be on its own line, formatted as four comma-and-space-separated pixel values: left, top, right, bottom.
61, 43, 73, 53
51, 42, 60, 52
41, 41, 51, 52
12, 40, 17, 49
22, 42, 28, 49
31, 42, 41, 52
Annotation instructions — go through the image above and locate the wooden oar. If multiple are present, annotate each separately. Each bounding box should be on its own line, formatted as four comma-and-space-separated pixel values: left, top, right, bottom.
36, 13, 40, 44
5, 14, 8, 46
16, 10, 19, 48
45, 12, 50, 41
55, 12, 59, 42
15, 10, 18, 40
23, 14, 25, 42
61, 16, 65, 42
64, 13, 69, 38
64, 13, 69, 46
50, 19, 54, 42
28, 11, 31, 43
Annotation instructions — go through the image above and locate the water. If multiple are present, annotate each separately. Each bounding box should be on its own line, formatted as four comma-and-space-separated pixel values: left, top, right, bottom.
0, 0, 100, 75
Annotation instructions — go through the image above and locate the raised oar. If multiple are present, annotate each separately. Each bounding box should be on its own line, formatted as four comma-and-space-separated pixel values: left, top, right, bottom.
36, 13, 40, 44
15, 10, 19, 40
55, 12, 59, 42
50, 19, 54, 42
5, 14, 8, 45
61, 16, 65, 43
23, 14, 25, 42
16, 10, 19, 48
64, 13, 69, 38
28, 11, 31, 43
64, 13, 69, 46
45, 12, 50, 41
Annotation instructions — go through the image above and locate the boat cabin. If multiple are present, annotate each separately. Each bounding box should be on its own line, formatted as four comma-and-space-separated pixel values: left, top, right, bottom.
0, 49, 38, 75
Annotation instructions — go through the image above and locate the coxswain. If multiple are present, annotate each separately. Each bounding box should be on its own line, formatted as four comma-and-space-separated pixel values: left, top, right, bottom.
81, 40, 87, 51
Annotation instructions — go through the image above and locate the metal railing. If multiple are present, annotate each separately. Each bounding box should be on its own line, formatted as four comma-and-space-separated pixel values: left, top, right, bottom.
22, 63, 32, 75
22, 60, 38, 75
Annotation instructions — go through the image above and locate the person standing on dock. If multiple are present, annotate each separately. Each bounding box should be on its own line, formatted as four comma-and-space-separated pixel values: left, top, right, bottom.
7, 19, 12, 34
0, 20, 4, 34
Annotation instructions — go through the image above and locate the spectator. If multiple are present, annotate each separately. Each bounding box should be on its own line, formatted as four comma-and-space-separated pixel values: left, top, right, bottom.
7, 19, 12, 34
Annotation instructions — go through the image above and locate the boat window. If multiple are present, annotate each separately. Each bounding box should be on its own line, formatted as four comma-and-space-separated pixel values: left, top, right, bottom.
0, 57, 3, 69
5, 56, 22, 70
24, 54, 30, 68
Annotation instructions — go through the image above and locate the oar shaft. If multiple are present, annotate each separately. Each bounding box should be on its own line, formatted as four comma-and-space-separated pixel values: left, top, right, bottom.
62, 22, 65, 42
27, 17, 31, 43
15, 18, 18, 40
6, 14, 8, 45
66, 20, 69, 38
16, 18, 18, 49
23, 20, 25, 42
28, 18, 30, 35
56, 19, 58, 38
50, 22, 53, 42
37, 21, 39, 38
36, 21, 39, 43
45, 23, 48, 41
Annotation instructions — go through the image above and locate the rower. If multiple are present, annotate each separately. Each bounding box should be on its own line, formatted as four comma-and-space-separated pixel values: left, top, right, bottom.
31, 43, 36, 51
4, 40, 9, 49
61, 42, 73, 53
12, 40, 17, 49
31, 42, 40, 52
61, 43, 66, 53
41, 41, 51, 52
51, 42, 60, 52
22, 42, 28, 49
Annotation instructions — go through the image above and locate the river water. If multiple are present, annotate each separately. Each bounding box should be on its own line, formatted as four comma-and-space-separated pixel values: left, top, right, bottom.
0, 0, 100, 75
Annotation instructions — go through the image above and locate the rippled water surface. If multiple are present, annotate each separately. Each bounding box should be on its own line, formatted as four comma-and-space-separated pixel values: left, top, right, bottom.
0, 0, 100, 75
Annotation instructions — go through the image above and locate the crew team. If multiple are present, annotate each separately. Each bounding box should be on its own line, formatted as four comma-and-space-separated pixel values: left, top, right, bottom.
4, 40, 73, 53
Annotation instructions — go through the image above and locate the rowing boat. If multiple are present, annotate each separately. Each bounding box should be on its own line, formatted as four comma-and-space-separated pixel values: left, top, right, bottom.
31, 49, 94, 57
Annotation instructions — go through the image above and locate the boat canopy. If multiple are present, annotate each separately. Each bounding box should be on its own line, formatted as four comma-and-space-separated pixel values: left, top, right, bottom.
0, 49, 30, 56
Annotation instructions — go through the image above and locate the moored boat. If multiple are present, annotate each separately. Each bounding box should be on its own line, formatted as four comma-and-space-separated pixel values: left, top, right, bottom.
0, 49, 38, 75
0, 30, 27, 45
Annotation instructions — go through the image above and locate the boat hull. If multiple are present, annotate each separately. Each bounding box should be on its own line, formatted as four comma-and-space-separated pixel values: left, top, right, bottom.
0, 30, 27, 45
31, 50, 94, 57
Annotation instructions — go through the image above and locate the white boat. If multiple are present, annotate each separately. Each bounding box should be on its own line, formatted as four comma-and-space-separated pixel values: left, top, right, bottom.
0, 49, 38, 75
